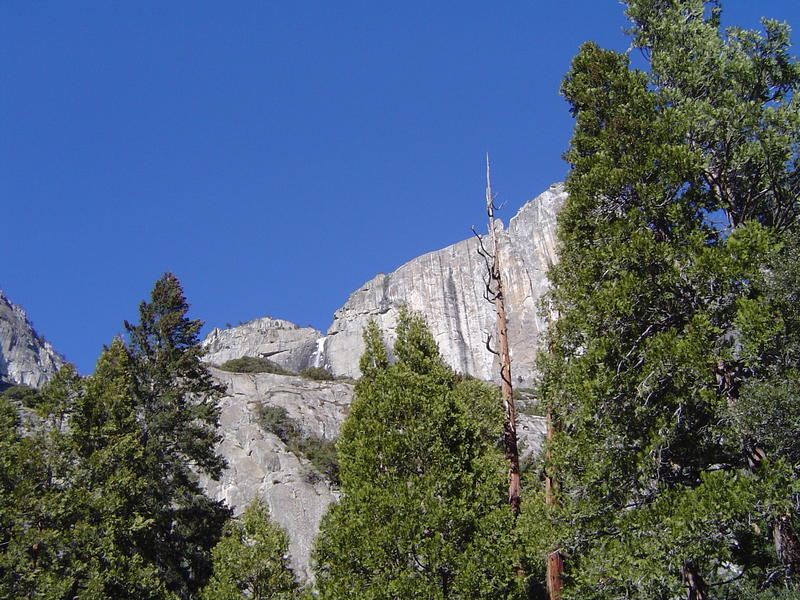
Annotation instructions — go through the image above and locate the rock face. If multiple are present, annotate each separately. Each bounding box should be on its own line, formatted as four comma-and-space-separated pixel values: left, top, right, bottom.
0, 290, 65, 388
202, 317, 322, 372
200, 368, 353, 582
201, 184, 564, 386
317, 183, 564, 386
194, 183, 564, 580
202, 367, 546, 582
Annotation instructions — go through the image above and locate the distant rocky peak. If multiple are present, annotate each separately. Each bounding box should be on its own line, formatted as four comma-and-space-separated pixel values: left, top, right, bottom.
202, 316, 323, 373
0, 290, 66, 388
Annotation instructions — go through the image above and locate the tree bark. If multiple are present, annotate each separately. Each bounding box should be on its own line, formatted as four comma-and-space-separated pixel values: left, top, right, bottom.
683, 562, 709, 600
546, 551, 564, 600
544, 406, 564, 600
774, 513, 800, 578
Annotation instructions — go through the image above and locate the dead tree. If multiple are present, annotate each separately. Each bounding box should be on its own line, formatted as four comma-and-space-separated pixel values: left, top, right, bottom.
474, 154, 522, 515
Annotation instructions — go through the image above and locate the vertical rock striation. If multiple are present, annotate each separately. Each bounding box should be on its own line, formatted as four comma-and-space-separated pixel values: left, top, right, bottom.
318, 183, 565, 386
0, 290, 65, 388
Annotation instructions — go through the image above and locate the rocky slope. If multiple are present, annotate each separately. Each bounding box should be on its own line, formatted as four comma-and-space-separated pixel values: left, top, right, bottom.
199, 368, 352, 581
0, 290, 65, 388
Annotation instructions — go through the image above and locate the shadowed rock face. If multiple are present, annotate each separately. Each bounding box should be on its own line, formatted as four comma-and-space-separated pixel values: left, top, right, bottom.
0, 290, 65, 388
317, 183, 565, 386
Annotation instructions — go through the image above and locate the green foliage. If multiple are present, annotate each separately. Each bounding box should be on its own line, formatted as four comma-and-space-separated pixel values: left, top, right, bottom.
0, 274, 231, 599
0, 355, 172, 600
218, 355, 293, 375
313, 310, 524, 600
122, 273, 231, 598
257, 404, 301, 441
299, 366, 334, 381
201, 498, 298, 600
256, 404, 339, 485
531, 1, 800, 597
0, 383, 42, 407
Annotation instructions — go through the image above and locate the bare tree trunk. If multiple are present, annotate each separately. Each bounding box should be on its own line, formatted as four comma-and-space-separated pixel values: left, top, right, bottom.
546, 551, 564, 600
483, 155, 522, 514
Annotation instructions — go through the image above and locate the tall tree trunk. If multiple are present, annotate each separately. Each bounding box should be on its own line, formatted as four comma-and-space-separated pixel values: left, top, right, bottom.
545, 405, 563, 600
483, 155, 522, 514
683, 562, 709, 600
774, 512, 800, 578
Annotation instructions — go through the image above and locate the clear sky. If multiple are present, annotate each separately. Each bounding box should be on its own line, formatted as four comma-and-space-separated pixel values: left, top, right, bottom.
2, 1, 799, 375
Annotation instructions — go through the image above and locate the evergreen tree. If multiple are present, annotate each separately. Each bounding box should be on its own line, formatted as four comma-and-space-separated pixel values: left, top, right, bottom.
313, 310, 523, 600
201, 498, 298, 600
530, 1, 800, 597
0, 395, 51, 598
0, 365, 93, 600
0, 274, 230, 599
123, 273, 230, 598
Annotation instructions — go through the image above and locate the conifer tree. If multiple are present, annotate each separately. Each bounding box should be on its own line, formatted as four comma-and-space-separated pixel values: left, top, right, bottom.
0, 354, 172, 599
0, 274, 230, 599
123, 273, 230, 598
202, 498, 298, 600
530, 1, 800, 597
313, 310, 523, 600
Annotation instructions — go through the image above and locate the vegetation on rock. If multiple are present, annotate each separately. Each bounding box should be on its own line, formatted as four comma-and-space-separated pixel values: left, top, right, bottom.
299, 367, 335, 381
256, 404, 339, 485
0, 382, 41, 408
218, 356, 293, 375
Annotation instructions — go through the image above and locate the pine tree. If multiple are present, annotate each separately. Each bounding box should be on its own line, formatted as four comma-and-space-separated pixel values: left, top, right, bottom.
530, 1, 800, 597
313, 309, 523, 600
0, 365, 91, 600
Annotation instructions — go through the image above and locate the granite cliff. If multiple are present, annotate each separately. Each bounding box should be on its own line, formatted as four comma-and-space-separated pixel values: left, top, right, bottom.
198, 368, 352, 581
318, 184, 563, 385
204, 183, 565, 387
0, 290, 65, 388
197, 183, 563, 579
202, 367, 546, 581
203, 317, 322, 372
1, 183, 563, 582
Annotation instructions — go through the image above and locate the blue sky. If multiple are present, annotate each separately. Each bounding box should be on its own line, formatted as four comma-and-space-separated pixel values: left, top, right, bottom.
2, 1, 799, 375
